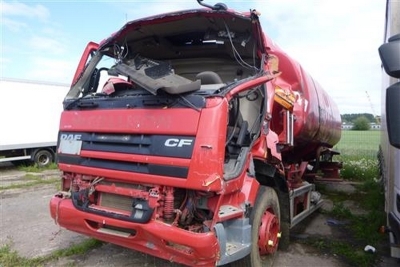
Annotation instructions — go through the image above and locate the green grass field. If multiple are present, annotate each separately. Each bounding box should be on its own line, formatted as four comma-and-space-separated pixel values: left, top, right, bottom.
322, 130, 386, 266
334, 130, 380, 159
333, 130, 381, 181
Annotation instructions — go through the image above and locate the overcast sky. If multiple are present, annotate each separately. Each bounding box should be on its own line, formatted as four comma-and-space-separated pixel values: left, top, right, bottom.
0, 0, 386, 114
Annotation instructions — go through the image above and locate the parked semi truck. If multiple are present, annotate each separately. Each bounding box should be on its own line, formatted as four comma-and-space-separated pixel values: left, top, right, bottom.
0, 78, 69, 167
378, 0, 400, 259
49, 1, 342, 266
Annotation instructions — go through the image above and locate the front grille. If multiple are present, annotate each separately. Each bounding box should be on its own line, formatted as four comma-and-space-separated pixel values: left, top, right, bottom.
58, 155, 189, 178
99, 193, 133, 213
58, 132, 194, 178
78, 132, 194, 158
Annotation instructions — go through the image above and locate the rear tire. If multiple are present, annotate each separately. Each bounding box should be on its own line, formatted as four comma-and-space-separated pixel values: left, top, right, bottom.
231, 186, 281, 267
33, 149, 54, 168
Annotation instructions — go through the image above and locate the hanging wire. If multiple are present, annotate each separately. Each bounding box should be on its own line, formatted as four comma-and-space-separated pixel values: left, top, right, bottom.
223, 20, 259, 72
113, 42, 129, 63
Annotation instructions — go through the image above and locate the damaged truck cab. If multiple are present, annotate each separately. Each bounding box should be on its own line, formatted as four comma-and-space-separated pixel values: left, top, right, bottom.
50, 2, 341, 266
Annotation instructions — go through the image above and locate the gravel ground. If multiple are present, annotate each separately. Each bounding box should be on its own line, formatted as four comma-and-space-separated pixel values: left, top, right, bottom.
0, 163, 397, 267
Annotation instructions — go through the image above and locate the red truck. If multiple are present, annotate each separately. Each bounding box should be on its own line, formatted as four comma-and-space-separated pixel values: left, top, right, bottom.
50, 1, 342, 266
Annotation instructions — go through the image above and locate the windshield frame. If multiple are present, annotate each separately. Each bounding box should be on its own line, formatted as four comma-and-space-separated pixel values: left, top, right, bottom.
66, 50, 106, 99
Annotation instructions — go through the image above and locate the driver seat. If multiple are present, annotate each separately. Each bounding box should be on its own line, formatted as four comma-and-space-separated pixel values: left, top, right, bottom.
196, 71, 223, 84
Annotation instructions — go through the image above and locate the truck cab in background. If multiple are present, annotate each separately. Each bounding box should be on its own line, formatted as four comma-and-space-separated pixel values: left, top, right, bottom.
49, 1, 342, 266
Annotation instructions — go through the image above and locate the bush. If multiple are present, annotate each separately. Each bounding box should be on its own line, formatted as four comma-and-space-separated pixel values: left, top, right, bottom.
340, 158, 378, 181
352, 116, 371, 131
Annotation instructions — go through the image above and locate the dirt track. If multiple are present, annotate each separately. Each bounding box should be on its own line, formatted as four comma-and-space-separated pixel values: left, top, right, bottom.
0, 164, 397, 267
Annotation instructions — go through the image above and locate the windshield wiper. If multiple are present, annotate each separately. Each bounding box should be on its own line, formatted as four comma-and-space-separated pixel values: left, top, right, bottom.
178, 95, 201, 112
64, 93, 106, 110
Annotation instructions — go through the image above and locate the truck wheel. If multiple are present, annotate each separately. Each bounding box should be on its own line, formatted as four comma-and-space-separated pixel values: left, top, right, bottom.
231, 186, 281, 267
278, 191, 290, 251
33, 149, 54, 168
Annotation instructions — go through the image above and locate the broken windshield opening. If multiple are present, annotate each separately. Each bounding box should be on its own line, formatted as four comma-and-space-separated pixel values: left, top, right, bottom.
112, 55, 201, 95
69, 51, 205, 99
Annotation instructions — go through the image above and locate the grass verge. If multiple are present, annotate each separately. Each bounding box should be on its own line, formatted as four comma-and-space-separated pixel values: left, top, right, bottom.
0, 175, 59, 191
17, 162, 58, 173
310, 179, 386, 267
0, 239, 103, 267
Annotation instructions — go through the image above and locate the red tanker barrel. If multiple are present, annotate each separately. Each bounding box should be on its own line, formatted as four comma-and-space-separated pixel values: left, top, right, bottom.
267, 41, 341, 159
293, 65, 342, 148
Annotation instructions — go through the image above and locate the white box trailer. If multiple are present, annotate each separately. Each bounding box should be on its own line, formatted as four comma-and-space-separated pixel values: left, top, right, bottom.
0, 78, 69, 167
379, 0, 400, 259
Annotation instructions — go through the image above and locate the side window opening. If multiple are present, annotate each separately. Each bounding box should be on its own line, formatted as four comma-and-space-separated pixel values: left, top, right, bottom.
224, 86, 263, 178
82, 55, 130, 97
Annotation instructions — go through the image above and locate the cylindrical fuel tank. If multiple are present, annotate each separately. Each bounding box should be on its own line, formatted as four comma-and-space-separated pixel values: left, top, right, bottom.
292, 64, 342, 148
268, 44, 342, 161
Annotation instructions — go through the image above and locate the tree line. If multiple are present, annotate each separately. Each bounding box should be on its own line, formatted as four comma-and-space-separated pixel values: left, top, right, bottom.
341, 113, 376, 123
341, 113, 380, 131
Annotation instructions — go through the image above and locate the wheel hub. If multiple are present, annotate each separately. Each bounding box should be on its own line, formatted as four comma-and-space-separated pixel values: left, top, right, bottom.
38, 155, 49, 165
258, 209, 279, 255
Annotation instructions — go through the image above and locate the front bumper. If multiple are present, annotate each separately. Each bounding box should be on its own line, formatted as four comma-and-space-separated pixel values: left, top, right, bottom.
50, 196, 219, 266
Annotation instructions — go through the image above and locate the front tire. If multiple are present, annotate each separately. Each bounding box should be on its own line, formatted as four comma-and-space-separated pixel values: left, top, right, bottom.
231, 186, 281, 267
